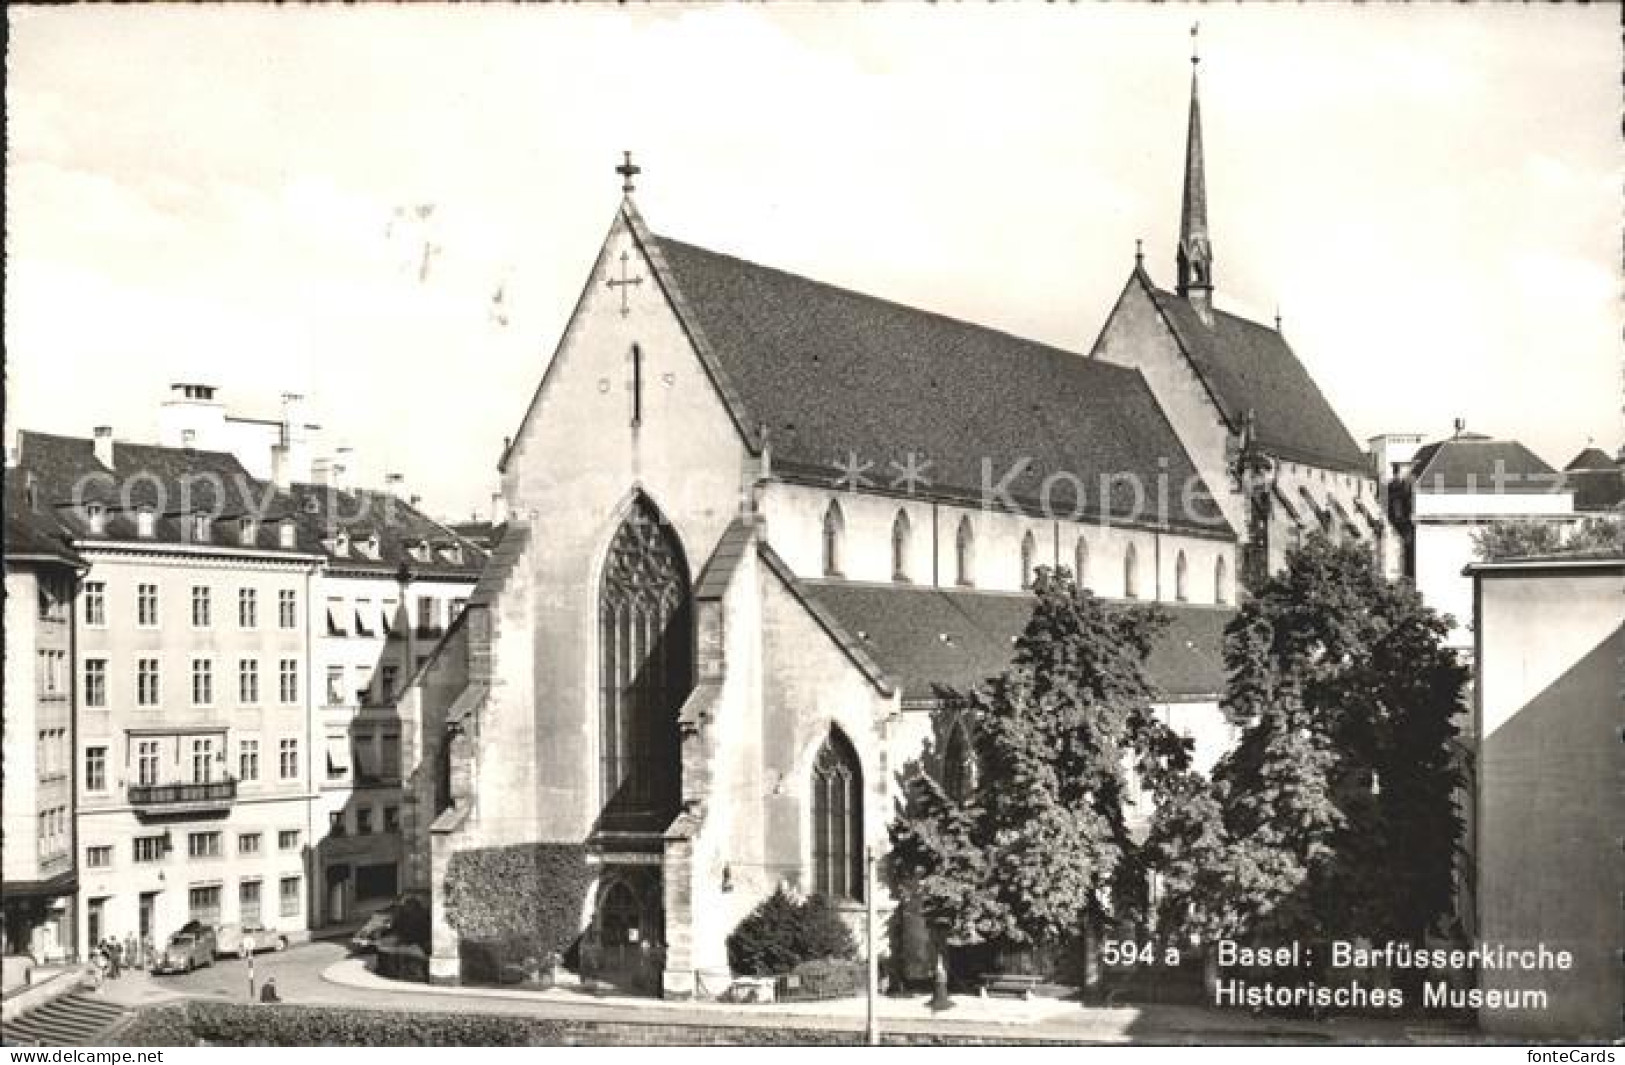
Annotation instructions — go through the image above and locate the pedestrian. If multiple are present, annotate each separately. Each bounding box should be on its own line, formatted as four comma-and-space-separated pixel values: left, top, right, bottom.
110, 937, 123, 979
259, 976, 280, 1003
142, 934, 155, 970
124, 933, 137, 971
104, 939, 120, 979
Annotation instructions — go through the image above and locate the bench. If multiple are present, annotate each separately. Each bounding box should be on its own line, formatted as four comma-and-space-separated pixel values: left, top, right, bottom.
979, 973, 1043, 1000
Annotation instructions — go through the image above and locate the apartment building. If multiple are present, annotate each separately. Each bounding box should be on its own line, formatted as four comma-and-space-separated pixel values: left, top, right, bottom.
2, 473, 83, 962
287, 481, 482, 927
14, 431, 324, 952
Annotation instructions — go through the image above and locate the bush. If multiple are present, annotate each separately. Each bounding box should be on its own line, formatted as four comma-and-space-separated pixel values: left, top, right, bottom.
785, 957, 864, 1000
726, 888, 857, 976
443, 842, 595, 984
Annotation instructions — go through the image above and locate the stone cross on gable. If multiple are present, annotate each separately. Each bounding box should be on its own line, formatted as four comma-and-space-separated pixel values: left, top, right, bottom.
607, 250, 643, 318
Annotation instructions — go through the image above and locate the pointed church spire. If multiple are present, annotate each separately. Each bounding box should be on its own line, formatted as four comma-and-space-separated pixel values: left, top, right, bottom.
1177, 25, 1214, 321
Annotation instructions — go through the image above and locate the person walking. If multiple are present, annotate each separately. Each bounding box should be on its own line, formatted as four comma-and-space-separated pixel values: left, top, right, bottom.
105, 938, 121, 979
124, 933, 138, 971
259, 977, 280, 1003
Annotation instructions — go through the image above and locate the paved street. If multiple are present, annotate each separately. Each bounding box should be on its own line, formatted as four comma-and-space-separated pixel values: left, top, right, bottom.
87, 938, 1474, 1045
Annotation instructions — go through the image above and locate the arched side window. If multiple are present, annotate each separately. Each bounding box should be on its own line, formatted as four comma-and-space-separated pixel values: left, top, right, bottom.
1215, 556, 1230, 605
1175, 550, 1189, 602
811, 727, 863, 901
891, 510, 911, 582
822, 500, 845, 578
940, 719, 978, 804
1124, 542, 1140, 599
955, 517, 975, 587
1074, 537, 1090, 591
1020, 531, 1037, 590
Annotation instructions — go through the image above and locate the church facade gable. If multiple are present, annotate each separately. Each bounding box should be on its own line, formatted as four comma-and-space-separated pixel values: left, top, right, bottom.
1091, 271, 1246, 540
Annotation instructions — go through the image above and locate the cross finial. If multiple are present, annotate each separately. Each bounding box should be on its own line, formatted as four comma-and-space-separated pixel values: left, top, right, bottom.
1134, 238, 1144, 266
616, 151, 641, 195
1191, 22, 1200, 66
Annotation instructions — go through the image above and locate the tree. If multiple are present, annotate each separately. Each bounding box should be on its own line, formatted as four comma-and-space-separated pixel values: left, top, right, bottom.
1155, 535, 1468, 950
726, 888, 856, 976
889, 567, 1202, 956
1472, 519, 1567, 561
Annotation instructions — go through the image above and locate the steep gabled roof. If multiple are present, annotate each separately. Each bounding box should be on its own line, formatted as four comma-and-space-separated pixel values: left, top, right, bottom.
1409, 435, 1564, 495
1565, 447, 1615, 472
804, 582, 1229, 704
282, 482, 488, 578
653, 237, 1230, 536
3, 476, 82, 566
1138, 279, 1368, 474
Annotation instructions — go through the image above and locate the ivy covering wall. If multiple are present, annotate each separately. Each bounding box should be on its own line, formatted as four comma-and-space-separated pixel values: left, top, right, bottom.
442, 842, 596, 983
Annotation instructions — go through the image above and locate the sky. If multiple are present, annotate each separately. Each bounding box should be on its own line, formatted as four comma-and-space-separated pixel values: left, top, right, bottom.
7, 4, 1621, 521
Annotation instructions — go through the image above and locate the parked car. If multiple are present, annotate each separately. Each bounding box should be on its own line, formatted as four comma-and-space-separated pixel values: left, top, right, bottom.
152, 928, 217, 974
214, 923, 290, 957
348, 906, 398, 954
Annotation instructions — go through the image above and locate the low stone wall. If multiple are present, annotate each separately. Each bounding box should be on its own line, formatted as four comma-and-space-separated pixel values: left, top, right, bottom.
1, 966, 89, 1024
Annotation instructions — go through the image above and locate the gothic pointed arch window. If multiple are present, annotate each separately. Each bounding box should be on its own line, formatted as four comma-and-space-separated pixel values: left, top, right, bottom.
891, 509, 911, 582
940, 719, 978, 804
599, 495, 692, 829
811, 727, 863, 901
1215, 555, 1230, 605
1020, 530, 1038, 590
1074, 536, 1091, 591
955, 517, 975, 587
1124, 542, 1140, 599
822, 500, 845, 578
1175, 550, 1189, 602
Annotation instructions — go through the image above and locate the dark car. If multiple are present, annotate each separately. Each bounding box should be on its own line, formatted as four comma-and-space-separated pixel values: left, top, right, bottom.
152, 928, 217, 974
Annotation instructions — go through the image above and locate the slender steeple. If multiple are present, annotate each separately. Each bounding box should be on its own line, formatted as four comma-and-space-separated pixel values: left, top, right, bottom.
1176, 25, 1214, 321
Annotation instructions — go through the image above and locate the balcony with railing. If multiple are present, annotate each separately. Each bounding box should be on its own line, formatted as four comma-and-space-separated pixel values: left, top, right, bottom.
128, 778, 237, 815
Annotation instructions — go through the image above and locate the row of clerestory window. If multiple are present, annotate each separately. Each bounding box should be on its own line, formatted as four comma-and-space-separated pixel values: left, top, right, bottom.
821, 499, 1229, 604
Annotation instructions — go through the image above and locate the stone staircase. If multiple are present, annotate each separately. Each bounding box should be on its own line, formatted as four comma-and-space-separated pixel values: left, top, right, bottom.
2, 992, 131, 1046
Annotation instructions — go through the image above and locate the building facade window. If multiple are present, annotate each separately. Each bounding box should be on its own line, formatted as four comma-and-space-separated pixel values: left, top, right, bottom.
191, 658, 214, 706
955, 517, 975, 587
136, 741, 160, 786
381, 732, 401, 780
891, 510, 911, 582
133, 836, 166, 863
279, 659, 299, 704
811, 727, 863, 902
189, 885, 222, 925
137, 583, 158, 627
238, 833, 261, 856
278, 830, 300, 851
86, 845, 113, 869
137, 658, 160, 706
1175, 550, 1189, 602
239, 739, 260, 782
326, 666, 345, 707
356, 807, 373, 836
191, 739, 215, 784
1124, 543, 1140, 599
380, 664, 399, 702
191, 586, 212, 628
278, 589, 298, 629
187, 831, 222, 859
279, 739, 299, 780
85, 582, 106, 626
279, 877, 301, 918
821, 501, 844, 578
239, 880, 262, 924
239, 658, 260, 704
85, 746, 107, 792
326, 598, 348, 637
329, 811, 347, 837
239, 588, 257, 628
84, 658, 108, 708
1020, 530, 1038, 590
383, 806, 400, 833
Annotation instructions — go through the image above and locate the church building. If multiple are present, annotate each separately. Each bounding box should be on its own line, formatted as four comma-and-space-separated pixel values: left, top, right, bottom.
398, 52, 1378, 996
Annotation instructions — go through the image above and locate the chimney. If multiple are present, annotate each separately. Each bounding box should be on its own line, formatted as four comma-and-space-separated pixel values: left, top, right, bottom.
271, 444, 292, 489
491, 491, 509, 526
94, 426, 116, 468
385, 472, 406, 499
158, 381, 226, 451
1452, 418, 1466, 438
331, 446, 354, 491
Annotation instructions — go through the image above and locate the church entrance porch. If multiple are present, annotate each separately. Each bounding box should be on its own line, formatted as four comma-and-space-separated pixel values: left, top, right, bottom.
580, 865, 665, 996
